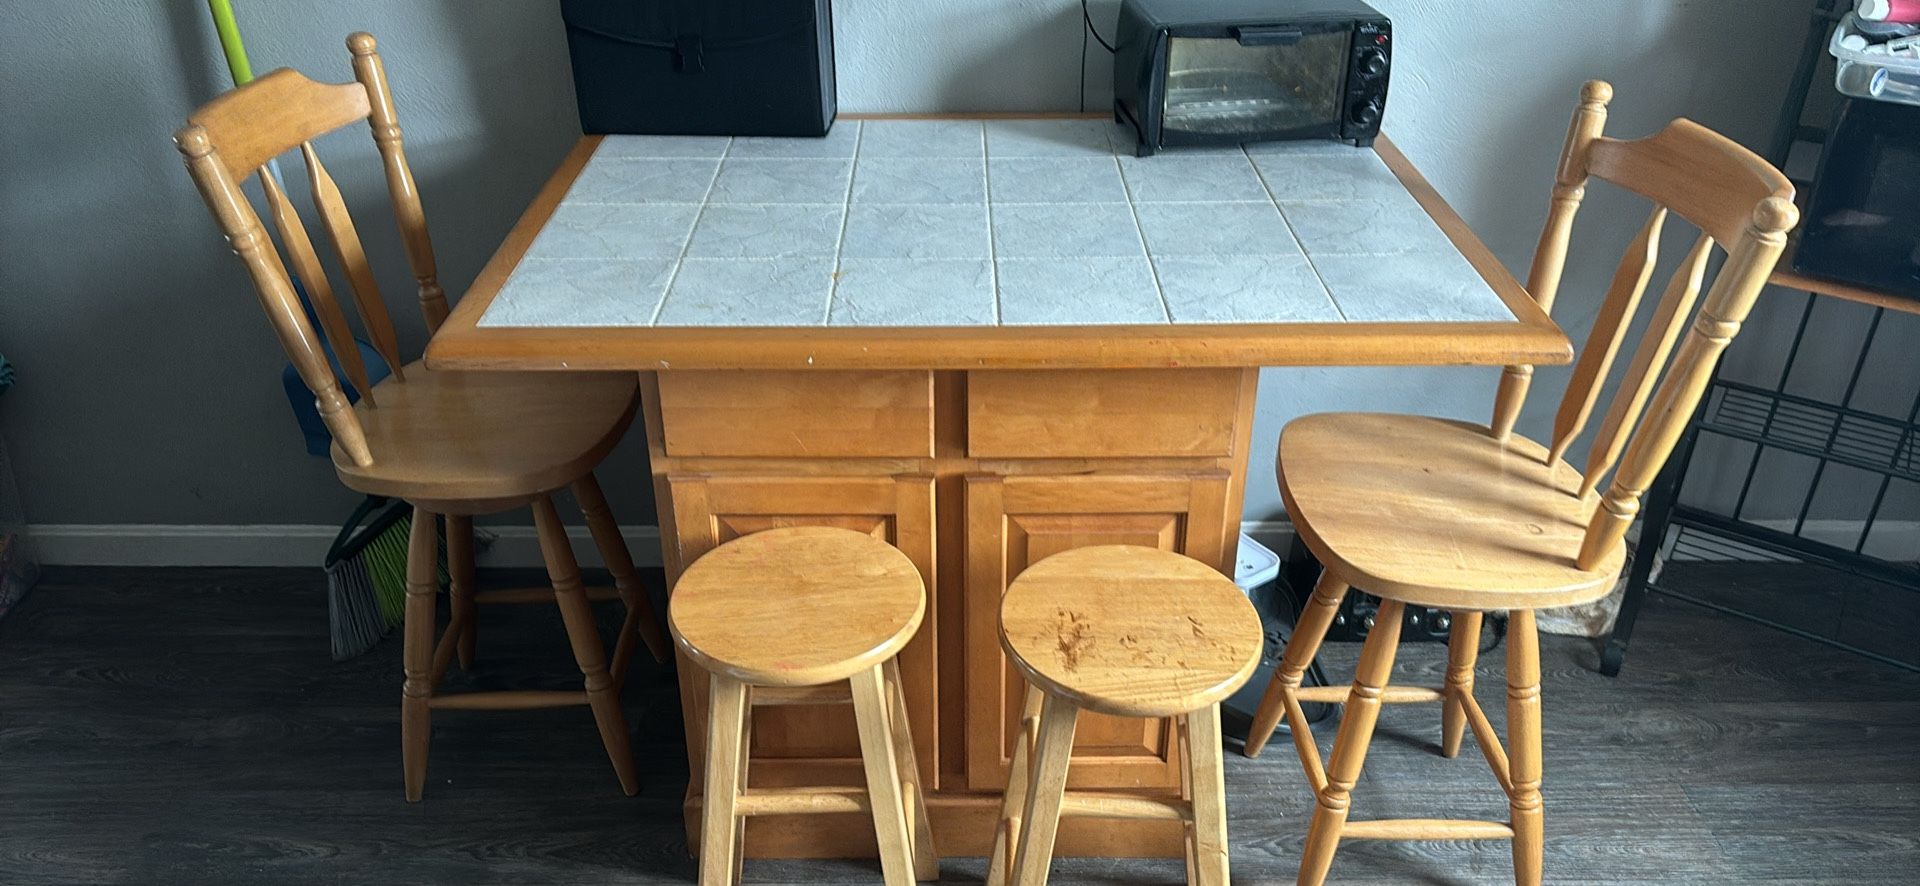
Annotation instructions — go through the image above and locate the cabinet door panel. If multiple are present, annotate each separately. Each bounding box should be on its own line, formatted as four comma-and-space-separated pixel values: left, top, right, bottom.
964, 472, 1231, 790
670, 473, 937, 789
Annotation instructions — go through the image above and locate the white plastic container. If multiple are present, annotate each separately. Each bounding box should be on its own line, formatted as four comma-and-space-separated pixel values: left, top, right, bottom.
1832, 14, 1920, 106
1233, 532, 1281, 593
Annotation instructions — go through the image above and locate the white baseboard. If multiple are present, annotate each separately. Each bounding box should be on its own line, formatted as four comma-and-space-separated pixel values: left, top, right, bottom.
26, 523, 665, 569
24, 518, 1914, 569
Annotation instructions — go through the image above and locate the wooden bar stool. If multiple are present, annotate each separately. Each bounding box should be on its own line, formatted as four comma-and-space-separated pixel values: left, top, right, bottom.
175, 33, 671, 803
669, 527, 938, 886
988, 546, 1263, 886
1239, 82, 1797, 885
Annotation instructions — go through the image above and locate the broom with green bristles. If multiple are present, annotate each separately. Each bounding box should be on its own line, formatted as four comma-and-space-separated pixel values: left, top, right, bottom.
323, 496, 417, 660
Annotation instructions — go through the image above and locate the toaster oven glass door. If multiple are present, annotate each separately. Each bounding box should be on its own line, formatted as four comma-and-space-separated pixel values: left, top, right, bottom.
1162, 29, 1350, 141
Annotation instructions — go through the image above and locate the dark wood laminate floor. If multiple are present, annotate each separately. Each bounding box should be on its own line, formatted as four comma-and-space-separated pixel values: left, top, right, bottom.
2, 565, 1916, 885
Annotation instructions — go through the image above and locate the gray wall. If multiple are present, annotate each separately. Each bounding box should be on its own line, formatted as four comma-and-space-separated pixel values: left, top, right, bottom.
1, 0, 1864, 539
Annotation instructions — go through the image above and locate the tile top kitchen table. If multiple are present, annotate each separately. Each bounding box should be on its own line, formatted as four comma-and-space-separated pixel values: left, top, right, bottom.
429, 116, 1568, 371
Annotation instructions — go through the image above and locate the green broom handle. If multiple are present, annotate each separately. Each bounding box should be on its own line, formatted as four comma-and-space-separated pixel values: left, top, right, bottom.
206, 0, 294, 186
208, 0, 254, 85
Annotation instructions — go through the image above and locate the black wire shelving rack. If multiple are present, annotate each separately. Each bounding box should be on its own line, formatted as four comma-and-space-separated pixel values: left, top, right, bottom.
1600, 0, 1920, 676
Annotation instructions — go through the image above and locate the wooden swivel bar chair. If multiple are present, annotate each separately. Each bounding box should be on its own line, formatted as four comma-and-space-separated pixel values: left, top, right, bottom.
1241, 82, 1797, 885
175, 32, 670, 801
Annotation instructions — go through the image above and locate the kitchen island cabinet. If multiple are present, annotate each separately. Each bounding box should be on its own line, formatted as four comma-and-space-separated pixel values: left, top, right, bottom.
427, 116, 1570, 858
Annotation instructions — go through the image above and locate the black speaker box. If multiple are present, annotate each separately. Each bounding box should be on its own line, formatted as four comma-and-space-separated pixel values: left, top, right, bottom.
561, 0, 837, 137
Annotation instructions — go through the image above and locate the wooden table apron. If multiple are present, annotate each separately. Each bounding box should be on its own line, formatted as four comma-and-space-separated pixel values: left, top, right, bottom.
426, 118, 1572, 859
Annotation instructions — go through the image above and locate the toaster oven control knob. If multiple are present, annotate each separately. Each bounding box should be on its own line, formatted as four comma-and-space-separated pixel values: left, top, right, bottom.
1359, 49, 1388, 77
1350, 99, 1382, 128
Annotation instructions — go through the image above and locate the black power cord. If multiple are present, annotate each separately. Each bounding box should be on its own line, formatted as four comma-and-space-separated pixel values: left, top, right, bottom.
1081, 0, 1118, 52
1078, 0, 1118, 113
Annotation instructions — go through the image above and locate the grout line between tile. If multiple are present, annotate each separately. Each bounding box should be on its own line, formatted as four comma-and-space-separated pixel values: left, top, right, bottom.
824, 121, 865, 326
1249, 143, 1346, 323
648, 137, 732, 327
981, 124, 1001, 326
1118, 155, 1174, 323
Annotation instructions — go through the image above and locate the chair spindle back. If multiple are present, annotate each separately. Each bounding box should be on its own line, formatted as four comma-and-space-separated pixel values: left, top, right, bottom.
174, 32, 444, 468
1489, 81, 1798, 571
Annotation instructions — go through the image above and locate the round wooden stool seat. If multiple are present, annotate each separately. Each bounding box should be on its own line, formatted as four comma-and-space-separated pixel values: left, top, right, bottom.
999, 545, 1264, 719
669, 526, 926, 687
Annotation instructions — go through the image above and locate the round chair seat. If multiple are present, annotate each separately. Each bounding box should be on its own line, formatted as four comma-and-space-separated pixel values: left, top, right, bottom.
669, 527, 926, 687
999, 545, 1264, 719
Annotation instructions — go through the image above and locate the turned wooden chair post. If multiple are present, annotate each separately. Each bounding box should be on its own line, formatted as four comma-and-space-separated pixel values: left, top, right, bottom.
400, 505, 438, 801
1491, 81, 1611, 441
1438, 611, 1486, 759
177, 31, 670, 802
573, 473, 671, 684
1297, 600, 1404, 884
1236, 81, 1798, 885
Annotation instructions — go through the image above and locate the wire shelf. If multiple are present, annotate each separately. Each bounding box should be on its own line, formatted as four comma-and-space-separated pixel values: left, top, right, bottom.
1698, 380, 1919, 484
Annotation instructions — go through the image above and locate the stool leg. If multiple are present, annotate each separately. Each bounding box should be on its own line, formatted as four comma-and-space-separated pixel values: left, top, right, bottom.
1185, 705, 1232, 886
1010, 693, 1079, 886
1507, 609, 1544, 886
446, 514, 477, 671
852, 665, 918, 886
1441, 610, 1484, 759
733, 686, 753, 885
572, 473, 670, 675
1246, 571, 1348, 758
1298, 599, 1404, 886
700, 675, 749, 886
883, 659, 939, 880
1176, 716, 1196, 886
988, 684, 1044, 886
400, 505, 437, 802
533, 495, 639, 796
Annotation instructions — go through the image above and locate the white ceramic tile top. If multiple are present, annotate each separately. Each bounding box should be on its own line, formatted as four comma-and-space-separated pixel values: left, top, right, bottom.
480, 119, 1514, 328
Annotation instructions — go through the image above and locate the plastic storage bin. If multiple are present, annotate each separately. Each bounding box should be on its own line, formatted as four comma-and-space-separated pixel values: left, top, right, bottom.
1232, 531, 1282, 593
1831, 14, 1920, 107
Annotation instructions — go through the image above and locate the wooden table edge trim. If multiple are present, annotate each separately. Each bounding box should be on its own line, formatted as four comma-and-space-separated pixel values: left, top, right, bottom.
426, 124, 1573, 372
437, 135, 603, 346
1373, 134, 1565, 341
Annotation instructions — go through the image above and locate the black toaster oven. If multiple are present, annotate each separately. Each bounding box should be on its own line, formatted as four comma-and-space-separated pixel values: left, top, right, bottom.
1113, 0, 1391, 156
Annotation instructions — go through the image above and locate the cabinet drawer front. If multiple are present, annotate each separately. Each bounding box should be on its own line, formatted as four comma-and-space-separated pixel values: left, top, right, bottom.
658, 370, 935, 458
967, 369, 1243, 458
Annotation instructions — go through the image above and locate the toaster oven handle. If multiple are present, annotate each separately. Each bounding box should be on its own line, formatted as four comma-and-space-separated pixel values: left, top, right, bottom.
1232, 25, 1304, 46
